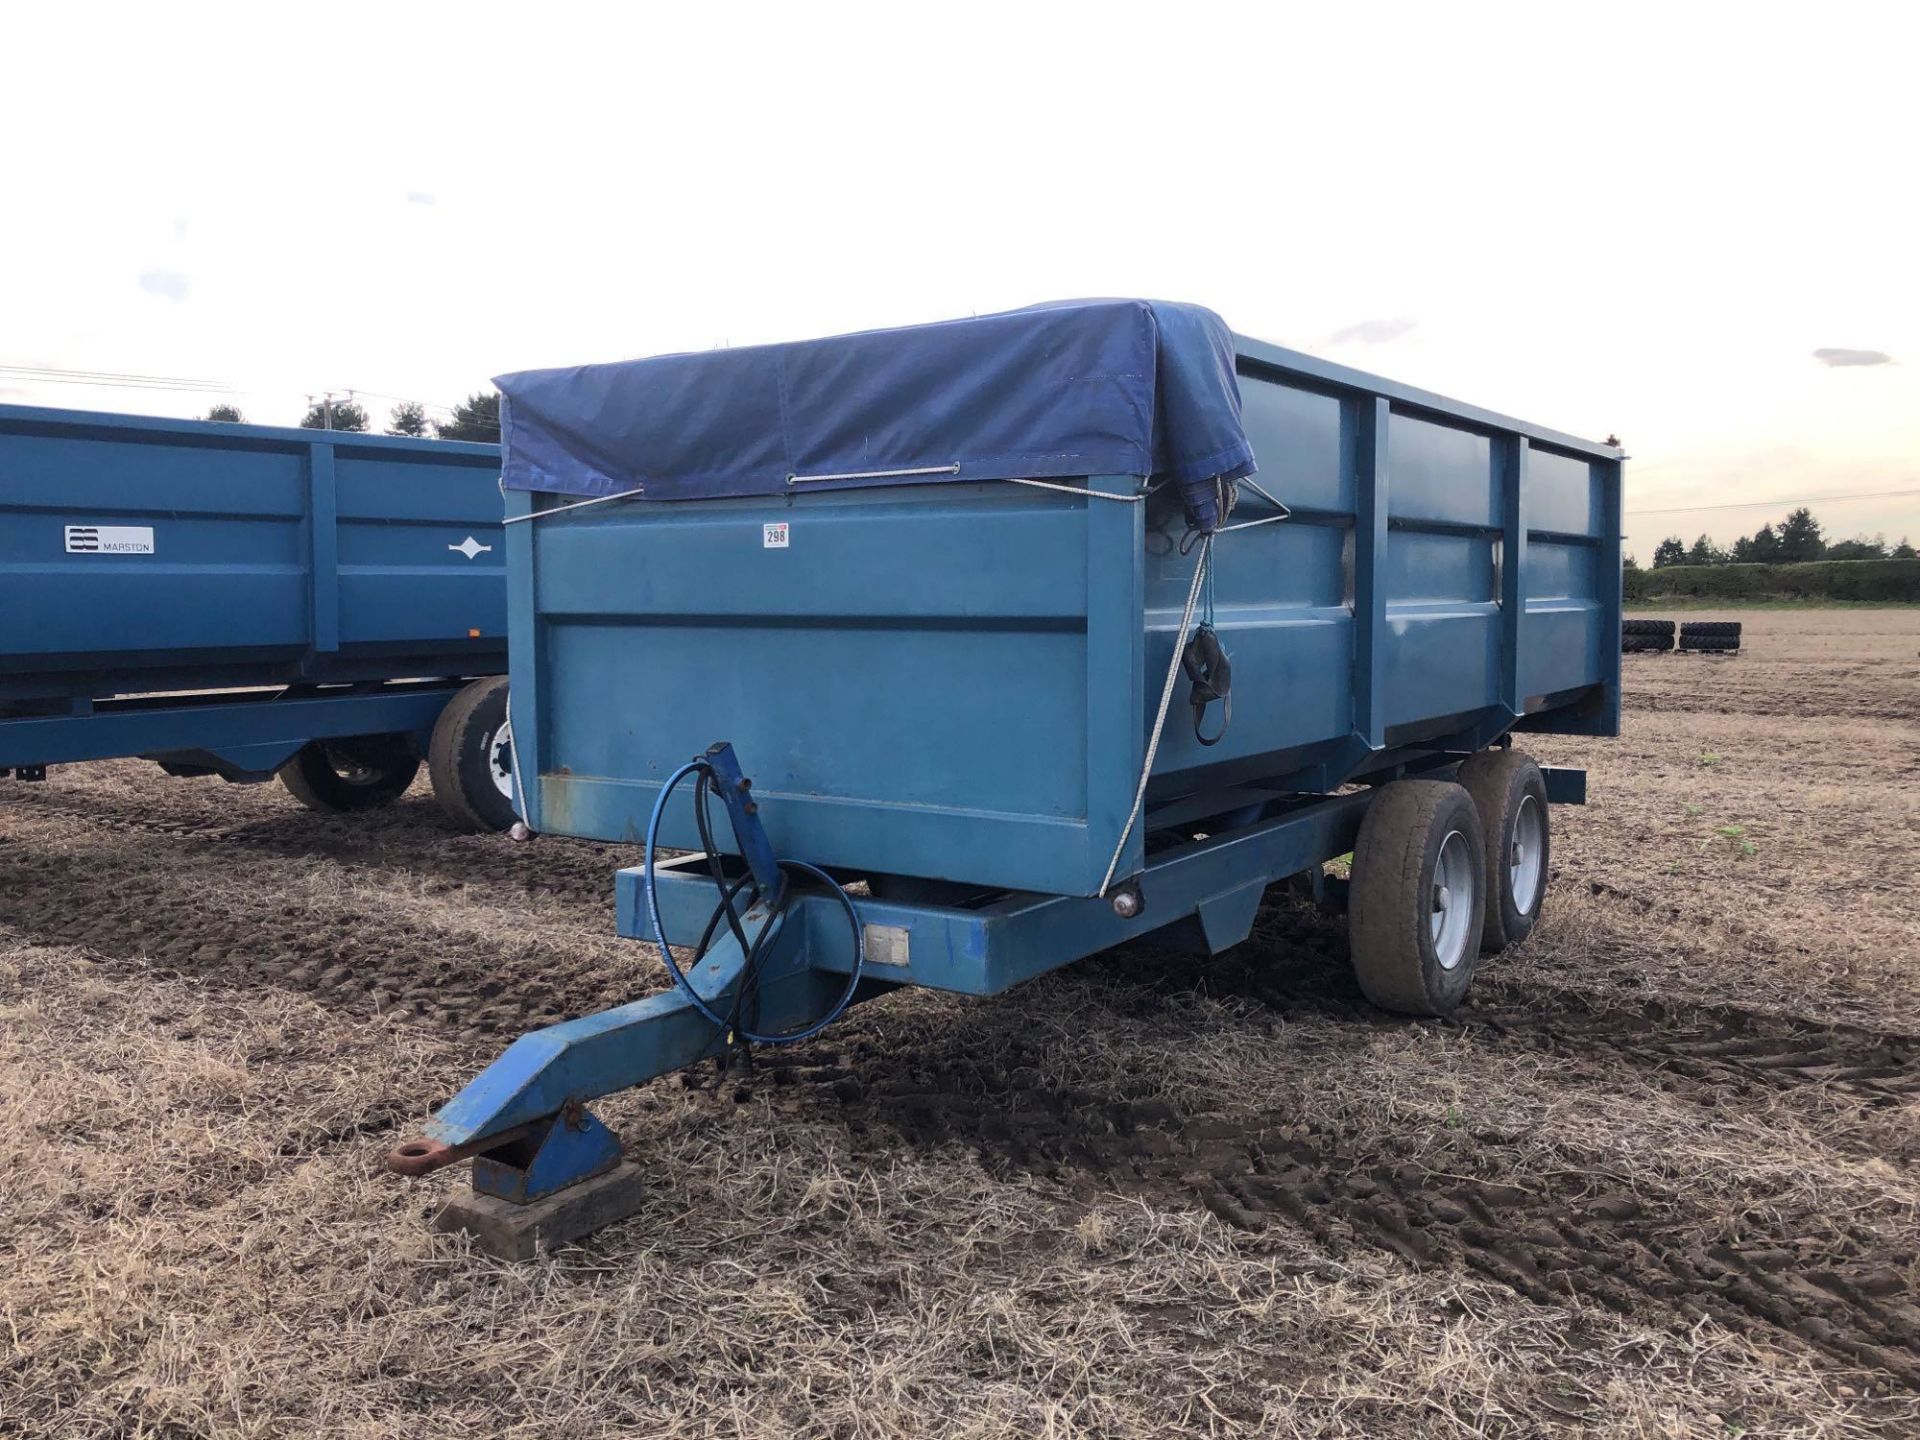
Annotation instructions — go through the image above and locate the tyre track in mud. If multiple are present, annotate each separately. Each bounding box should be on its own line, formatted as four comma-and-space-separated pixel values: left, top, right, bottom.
769, 1016, 1920, 1390
1087, 904, 1920, 1151
741, 900, 1920, 1384
1468, 983, 1920, 1125
0, 791, 638, 1042
0, 780, 624, 906
1623, 666, 1920, 724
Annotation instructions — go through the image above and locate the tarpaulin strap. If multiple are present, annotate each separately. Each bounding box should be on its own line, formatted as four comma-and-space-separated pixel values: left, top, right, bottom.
1099, 534, 1211, 898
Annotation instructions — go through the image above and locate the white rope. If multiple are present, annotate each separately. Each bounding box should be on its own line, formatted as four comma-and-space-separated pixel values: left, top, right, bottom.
1098, 534, 1211, 897
1212, 476, 1292, 534
1004, 477, 1147, 502
789, 466, 1147, 502
789, 464, 960, 484
503, 485, 648, 525
1217, 512, 1291, 534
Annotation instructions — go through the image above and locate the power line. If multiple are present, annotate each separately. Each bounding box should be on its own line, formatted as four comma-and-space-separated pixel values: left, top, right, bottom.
1, 363, 501, 434
0, 362, 240, 391
340, 387, 465, 414
339, 386, 500, 435
0, 364, 489, 417
0, 367, 241, 395
1626, 488, 1920, 516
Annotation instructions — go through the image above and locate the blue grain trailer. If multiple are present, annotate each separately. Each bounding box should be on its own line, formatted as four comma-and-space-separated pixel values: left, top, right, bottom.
389, 302, 1622, 1252
1, 405, 517, 830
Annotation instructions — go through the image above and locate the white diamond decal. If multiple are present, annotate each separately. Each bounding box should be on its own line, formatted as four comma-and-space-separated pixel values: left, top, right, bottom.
450, 535, 493, 560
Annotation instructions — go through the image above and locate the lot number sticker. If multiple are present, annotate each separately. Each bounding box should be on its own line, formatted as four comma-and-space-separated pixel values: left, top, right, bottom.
763, 522, 789, 549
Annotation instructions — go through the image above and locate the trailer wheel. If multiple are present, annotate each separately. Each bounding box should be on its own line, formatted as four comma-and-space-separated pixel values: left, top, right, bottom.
1348, 780, 1487, 1016
278, 737, 420, 813
428, 676, 517, 832
1455, 749, 1550, 954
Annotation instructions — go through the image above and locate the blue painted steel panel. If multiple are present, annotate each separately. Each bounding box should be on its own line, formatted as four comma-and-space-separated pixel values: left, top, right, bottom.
1525, 446, 1609, 537
1385, 415, 1498, 531
0, 405, 506, 705
508, 324, 1622, 898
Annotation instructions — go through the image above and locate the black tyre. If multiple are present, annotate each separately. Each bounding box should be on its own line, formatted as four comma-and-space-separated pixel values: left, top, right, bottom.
278, 736, 420, 813
1622, 618, 1676, 639
1455, 749, 1550, 954
1680, 634, 1740, 653
1680, 620, 1742, 639
428, 676, 517, 832
1621, 635, 1670, 654
1348, 780, 1488, 1016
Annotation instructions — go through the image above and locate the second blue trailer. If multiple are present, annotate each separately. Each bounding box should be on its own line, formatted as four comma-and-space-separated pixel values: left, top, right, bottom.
0, 405, 516, 830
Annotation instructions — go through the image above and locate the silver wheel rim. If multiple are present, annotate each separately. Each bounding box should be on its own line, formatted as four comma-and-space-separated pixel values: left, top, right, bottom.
1431, 829, 1476, 972
485, 724, 514, 801
1510, 795, 1544, 916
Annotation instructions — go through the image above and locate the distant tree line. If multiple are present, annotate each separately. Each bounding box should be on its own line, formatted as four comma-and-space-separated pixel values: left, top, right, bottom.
1624, 556, 1919, 603
1647, 507, 1914, 569
201, 392, 500, 442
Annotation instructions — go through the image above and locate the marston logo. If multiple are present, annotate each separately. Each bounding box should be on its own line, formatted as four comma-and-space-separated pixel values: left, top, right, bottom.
450, 536, 494, 560
64, 525, 155, 555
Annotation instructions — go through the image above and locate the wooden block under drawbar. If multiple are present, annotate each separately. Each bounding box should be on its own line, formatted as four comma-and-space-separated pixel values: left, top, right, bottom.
431, 1160, 646, 1260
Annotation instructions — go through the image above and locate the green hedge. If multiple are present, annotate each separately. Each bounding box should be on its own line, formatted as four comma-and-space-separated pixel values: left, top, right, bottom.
1624, 558, 1920, 602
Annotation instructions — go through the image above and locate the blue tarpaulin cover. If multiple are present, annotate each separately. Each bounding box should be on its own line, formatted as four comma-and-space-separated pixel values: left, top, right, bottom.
494, 300, 1254, 501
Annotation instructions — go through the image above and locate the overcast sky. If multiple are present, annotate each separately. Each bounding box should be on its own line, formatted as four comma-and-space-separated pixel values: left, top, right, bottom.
4, 3, 1915, 559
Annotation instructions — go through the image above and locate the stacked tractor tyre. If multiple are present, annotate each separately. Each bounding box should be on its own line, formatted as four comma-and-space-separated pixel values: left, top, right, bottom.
1678, 621, 1742, 653
1621, 619, 1743, 655
1621, 618, 1675, 653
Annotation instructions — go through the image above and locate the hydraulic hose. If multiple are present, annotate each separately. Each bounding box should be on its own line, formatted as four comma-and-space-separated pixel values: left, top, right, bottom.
642, 758, 865, 1046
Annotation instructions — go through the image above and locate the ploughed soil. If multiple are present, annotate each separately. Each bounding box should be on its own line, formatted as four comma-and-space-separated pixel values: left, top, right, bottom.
3, 607, 1917, 1437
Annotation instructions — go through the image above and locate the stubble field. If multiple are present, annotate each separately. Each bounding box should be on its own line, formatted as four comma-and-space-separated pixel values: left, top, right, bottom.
3, 607, 1917, 1438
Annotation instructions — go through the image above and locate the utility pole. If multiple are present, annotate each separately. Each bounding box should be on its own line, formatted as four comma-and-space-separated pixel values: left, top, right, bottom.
305, 389, 355, 430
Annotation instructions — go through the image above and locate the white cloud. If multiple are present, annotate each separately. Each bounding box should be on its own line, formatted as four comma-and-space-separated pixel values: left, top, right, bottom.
1813, 348, 1893, 367
1324, 318, 1417, 347
137, 269, 189, 302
